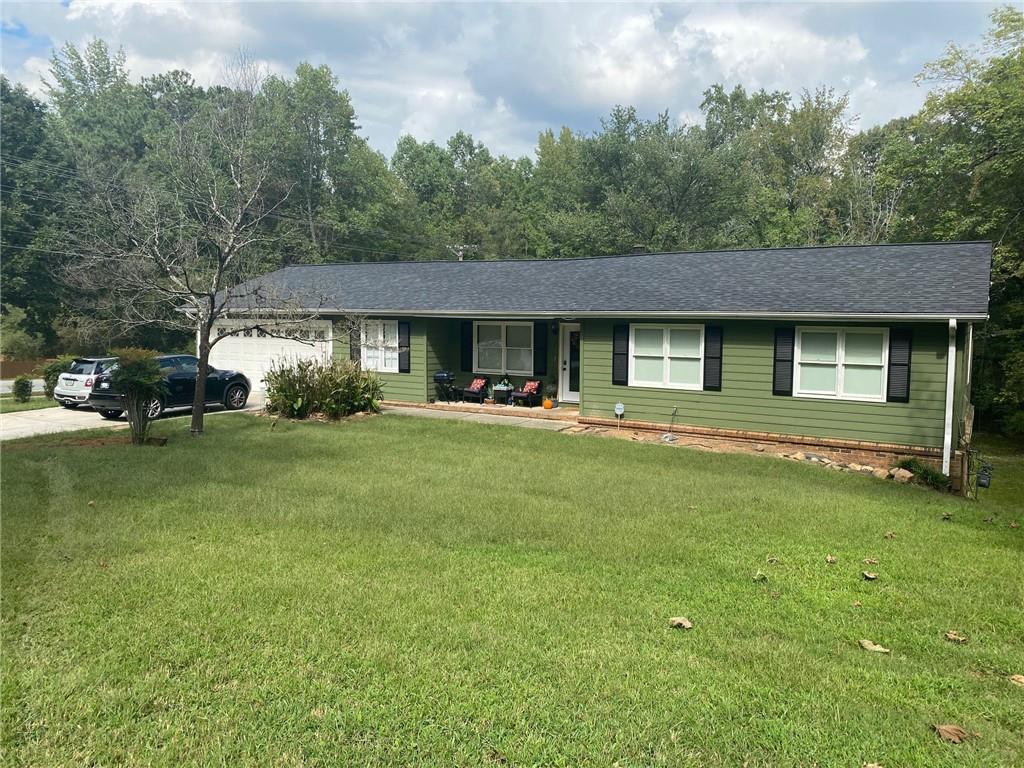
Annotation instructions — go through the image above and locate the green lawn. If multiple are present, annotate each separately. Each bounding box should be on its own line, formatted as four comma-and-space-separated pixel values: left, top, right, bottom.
0, 392, 58, 412
2, 414, 1022, 767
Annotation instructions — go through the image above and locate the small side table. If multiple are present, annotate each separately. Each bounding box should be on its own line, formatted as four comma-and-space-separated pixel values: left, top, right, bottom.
492, 385, 513, 405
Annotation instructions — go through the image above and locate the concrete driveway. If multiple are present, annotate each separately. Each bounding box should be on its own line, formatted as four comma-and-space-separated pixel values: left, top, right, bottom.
0, 406, 125, 441
1, 395, 266, 442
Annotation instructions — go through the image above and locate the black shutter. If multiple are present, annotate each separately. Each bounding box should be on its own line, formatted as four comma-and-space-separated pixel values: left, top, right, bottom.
772, 327, 795, 396
886, 328, 912, 403
703, 325, 723, 391
460, 321, 473, 372
533, 321, 548, 376
612, 324, 629, 385
397, 321, 411, 374
349, 322, 361, 363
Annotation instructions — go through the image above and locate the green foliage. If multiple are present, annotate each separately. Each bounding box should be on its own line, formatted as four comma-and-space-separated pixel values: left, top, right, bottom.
11, 376, 33, 403
36, 355, 77, 399
896, 457, 952, 491
109, 348, 166, 445
0, 305, 44, 360
264, 359, 383, 419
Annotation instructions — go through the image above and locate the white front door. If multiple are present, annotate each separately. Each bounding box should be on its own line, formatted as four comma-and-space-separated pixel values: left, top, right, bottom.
559, 323, 580, 404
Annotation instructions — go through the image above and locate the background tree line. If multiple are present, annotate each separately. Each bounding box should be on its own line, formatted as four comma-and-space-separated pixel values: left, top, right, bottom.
1, 7, 1020, 431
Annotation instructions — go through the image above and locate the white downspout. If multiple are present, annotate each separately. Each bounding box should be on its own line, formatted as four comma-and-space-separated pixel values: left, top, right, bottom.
942, 318, 957, 475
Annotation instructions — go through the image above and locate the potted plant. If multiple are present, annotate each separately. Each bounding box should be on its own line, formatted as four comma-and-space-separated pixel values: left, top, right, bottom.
543, 382, 558, 409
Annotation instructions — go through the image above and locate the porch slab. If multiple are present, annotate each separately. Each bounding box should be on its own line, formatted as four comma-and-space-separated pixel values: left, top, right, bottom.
383, 405, 572, 431
381, 400, 580, 422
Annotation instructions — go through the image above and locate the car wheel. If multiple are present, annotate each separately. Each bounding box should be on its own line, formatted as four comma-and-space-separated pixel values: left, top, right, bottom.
61, 402, 79, 409
145, 398, 164, 419
224, 384, 248, 410
99, 409, 123, 420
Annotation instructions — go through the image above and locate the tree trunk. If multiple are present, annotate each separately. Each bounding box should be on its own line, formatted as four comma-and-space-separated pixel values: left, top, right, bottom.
190, 325, 212, 437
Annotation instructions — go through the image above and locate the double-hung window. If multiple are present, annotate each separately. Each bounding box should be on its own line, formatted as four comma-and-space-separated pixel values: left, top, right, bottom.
628, 324, 704, 390
473, 321, 533, 376
794, 327, 888, 402
361, 319, 399, 373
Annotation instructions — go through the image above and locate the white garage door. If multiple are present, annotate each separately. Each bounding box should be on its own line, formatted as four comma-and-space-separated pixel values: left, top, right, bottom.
208, 320, 333, 392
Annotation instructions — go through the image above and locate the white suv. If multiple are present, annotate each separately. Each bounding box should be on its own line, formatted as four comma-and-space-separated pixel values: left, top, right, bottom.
53, 357, 117, 409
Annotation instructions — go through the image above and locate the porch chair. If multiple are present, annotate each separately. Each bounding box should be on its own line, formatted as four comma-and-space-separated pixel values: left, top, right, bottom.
459, 376, 490, 404
510, 379, 542, 408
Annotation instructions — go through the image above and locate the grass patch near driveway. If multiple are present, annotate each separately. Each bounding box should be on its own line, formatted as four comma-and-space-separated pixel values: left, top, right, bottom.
2, 414, 1022, 766
0, 392, 59, 413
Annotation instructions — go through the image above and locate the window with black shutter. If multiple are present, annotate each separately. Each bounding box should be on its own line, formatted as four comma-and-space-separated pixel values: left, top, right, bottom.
397, 321, 411, 374
704, 325, 723, 391
886, 328, 912, 403
772, 327, 795, 396
612, 324, 629, 385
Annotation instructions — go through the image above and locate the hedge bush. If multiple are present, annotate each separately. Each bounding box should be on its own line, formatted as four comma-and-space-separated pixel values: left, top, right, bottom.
265, 359, 383, 419
12, 376, 33, 403
37, 355, 77, 399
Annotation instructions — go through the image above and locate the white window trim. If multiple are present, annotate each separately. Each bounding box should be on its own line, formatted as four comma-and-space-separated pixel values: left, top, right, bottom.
472, 321, 534, 376
361, 319, 399, 373
627, 323, 704, 391
793, 326, 889, 403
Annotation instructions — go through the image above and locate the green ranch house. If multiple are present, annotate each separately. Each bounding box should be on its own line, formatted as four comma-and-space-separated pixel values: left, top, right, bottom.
210, 242, 991, 484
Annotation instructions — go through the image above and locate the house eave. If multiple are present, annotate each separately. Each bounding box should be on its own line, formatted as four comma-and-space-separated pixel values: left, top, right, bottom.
254, 309, 989, 322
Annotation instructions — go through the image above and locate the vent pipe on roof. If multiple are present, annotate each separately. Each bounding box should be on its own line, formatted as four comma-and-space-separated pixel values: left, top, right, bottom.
631, 244, 647, 254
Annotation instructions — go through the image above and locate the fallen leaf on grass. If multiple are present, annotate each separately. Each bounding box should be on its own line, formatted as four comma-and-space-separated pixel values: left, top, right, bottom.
766, 556, 780, 564
770, 591, 781, 599
826, 554, 837, 564
863, 557, 879, 565
1008, 674, 1024, 687
884, 531, 896, 540
859, 639, 890, 653
863, 763, 883, 768
1011, 521, 1020, 529
669, 616, 693, 630
862, 571, 878, 581
984, 517, 994, 524
752, 571, 768, 583
87, 500, 95, 507
933, 724, 970, 743
852, 600, 862, 607
944, 631, 968, 644
942, 512, 953, 521
97, 560, 108, 569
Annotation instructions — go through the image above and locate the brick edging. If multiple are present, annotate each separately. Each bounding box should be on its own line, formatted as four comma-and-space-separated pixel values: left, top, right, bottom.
576, 415, 941, 457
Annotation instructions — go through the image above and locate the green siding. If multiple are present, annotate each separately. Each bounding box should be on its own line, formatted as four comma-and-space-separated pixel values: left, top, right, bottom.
580, 319, 951, 448
332, 318, 428, 403
952, 323, 971, 451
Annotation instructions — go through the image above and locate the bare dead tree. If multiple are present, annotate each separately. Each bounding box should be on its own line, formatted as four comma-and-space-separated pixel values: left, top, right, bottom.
62, 53, 322, 436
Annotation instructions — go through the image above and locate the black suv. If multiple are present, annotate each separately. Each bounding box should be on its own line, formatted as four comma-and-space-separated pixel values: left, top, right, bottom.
89, 354, 251, 420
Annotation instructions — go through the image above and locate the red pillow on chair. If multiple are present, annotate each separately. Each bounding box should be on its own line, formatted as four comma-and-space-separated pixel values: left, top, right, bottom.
522, 380, 540, 395
467, 377, 487, 392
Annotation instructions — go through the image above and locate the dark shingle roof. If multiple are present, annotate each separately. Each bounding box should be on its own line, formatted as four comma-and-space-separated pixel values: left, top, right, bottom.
233, 242, 991, 318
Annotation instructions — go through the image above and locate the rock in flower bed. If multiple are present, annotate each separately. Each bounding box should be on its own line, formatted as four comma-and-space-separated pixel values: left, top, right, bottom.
778, 451, 919, 485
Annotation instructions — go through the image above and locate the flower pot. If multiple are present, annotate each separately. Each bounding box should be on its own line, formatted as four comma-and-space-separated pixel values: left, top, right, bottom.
543, 398, 553, 409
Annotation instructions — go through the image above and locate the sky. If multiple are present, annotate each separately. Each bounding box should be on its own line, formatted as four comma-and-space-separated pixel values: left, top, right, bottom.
1, 1, 1002, 159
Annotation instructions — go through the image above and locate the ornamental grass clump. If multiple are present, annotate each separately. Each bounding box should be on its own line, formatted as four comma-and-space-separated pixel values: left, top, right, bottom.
265, 359, 383, 419
109, 348, 166, 445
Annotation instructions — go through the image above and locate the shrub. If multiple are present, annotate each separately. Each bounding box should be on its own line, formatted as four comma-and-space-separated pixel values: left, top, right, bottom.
12, 376, 33, 403
896, 457, 951, 491
37, 355, 77, 399
265, 359, 383, 419
109, 348, 166, 445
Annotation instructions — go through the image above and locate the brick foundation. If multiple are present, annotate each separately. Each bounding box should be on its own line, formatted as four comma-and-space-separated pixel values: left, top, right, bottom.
578, 415, 956, 477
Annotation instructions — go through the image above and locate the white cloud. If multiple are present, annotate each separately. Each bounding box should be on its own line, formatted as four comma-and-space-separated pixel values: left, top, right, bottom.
0, 1, 998, 157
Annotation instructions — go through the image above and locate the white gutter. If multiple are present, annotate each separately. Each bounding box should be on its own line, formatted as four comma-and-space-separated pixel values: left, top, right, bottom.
942, 318, 957, 475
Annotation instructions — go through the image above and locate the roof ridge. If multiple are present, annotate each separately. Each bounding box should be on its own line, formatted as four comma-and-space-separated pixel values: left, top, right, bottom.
278, 240, 993, 269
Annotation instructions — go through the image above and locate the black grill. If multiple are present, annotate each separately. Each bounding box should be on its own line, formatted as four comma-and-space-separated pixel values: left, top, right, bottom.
433, 370, 457, 402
